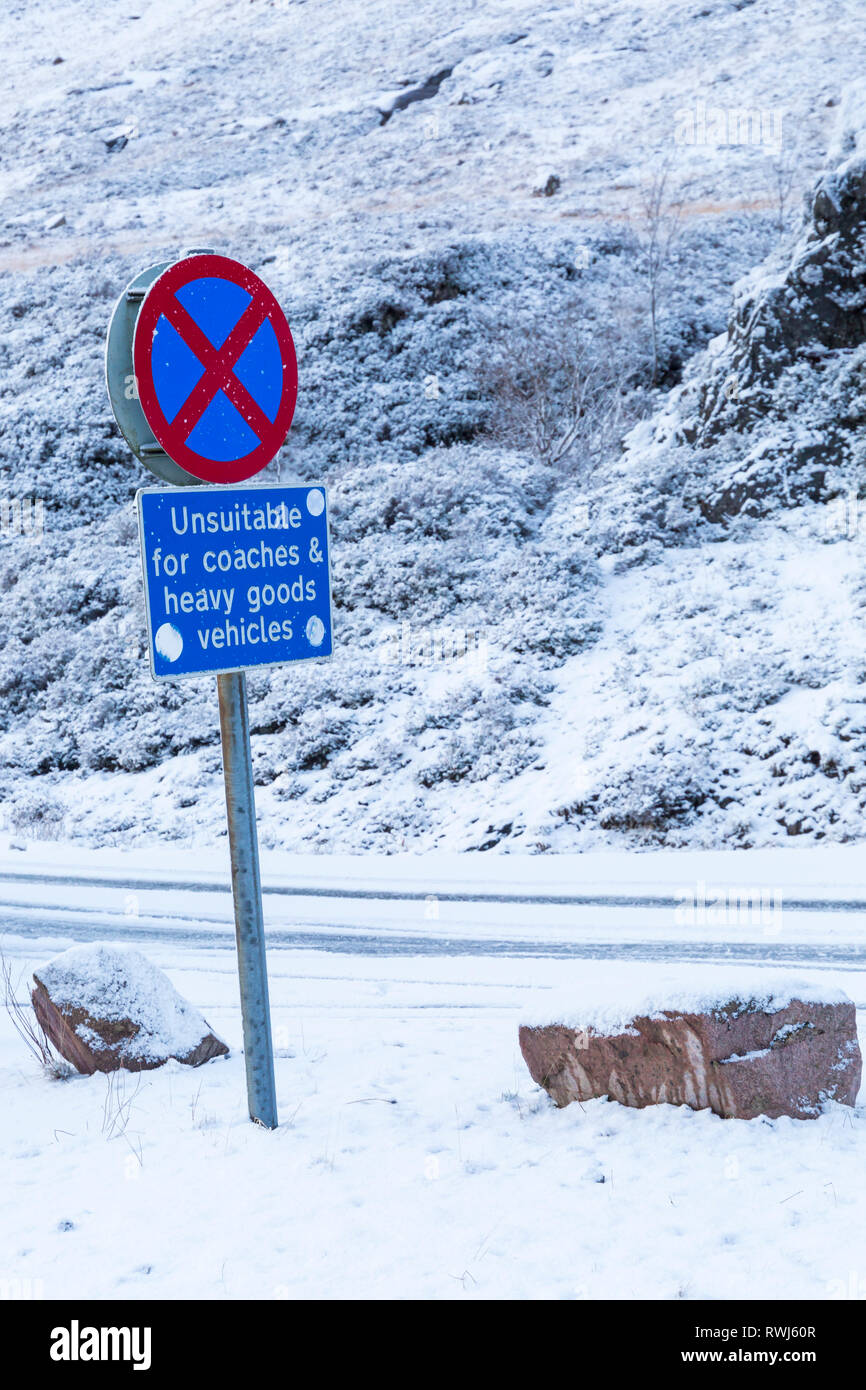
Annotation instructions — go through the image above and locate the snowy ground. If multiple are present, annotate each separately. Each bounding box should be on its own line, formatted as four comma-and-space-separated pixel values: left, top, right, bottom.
5, 837, 866, 954
2, 842, 866, 1300
5, 0, 866, 1307
3, 933, 865, 1300
0, 0, 844, 265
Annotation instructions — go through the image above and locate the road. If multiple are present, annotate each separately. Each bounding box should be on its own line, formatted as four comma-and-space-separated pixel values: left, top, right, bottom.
2, 860, 866, 967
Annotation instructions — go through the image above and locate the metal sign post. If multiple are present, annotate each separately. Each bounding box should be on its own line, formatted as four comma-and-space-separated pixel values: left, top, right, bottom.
217, 671, 278, 1129
107, 251, 327, 1132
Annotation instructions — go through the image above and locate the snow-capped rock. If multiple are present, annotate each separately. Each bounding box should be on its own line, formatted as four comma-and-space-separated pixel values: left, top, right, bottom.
31, 943, 229, 1074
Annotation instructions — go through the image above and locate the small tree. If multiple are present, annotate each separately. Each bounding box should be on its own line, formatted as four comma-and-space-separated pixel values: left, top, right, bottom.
628, 162, 689, 386
767, 138, 805, 236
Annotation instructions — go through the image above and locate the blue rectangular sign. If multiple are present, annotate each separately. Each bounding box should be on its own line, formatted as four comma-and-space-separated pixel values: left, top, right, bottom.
136, 483, 333, 680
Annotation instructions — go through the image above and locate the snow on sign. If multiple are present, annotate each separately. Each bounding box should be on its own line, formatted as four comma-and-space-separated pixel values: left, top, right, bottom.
136, 484, 332, 679
133, 254, 298, 484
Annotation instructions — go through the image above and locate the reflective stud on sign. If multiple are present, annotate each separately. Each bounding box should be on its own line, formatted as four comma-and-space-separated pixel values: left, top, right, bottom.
155, 623, 183, 663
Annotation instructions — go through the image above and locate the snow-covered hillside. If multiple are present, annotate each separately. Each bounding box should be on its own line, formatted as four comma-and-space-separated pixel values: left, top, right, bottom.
2, 0, 866, 853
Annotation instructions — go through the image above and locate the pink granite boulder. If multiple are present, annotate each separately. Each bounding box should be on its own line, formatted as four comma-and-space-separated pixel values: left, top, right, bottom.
520, 992, 861, 1120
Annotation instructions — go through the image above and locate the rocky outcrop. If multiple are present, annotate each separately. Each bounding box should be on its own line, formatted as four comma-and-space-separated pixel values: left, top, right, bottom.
684, 151, 866, 521
605, 94, 866, 533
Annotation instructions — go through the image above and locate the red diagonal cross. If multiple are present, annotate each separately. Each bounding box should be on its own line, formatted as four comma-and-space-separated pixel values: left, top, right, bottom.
161, 291, 275, 441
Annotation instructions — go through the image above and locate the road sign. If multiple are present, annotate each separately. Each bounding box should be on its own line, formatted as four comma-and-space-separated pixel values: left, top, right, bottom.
108, 253, 313, 1131
133, 254, 298, 484
137, 483, 332, 680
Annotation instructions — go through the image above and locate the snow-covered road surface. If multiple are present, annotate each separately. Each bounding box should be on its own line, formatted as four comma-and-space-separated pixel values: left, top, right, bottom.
1, 838, 866, 960
3, 896, 866, 966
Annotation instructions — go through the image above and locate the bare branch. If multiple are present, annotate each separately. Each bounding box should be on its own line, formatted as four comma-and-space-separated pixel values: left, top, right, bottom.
0, 947, 72, 1079
627, 160, 692, 385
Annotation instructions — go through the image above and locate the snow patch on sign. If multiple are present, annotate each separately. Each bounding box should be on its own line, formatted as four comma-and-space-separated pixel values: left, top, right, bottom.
154, 623, 183, 662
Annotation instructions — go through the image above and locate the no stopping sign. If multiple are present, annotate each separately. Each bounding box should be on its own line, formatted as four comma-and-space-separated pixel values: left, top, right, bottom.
133, 254, 298, 484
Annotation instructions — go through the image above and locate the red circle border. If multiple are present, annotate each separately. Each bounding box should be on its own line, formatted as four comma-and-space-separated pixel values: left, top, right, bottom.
133, 254, 298, 484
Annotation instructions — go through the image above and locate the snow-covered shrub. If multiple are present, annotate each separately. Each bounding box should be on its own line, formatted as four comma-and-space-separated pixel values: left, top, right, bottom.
289, 709, 357, 772
414, 681, 544, 788
595, 743, 713, 835
474, 296, 650, 470
417, 723, 540, 788
5, 786, 66, 839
